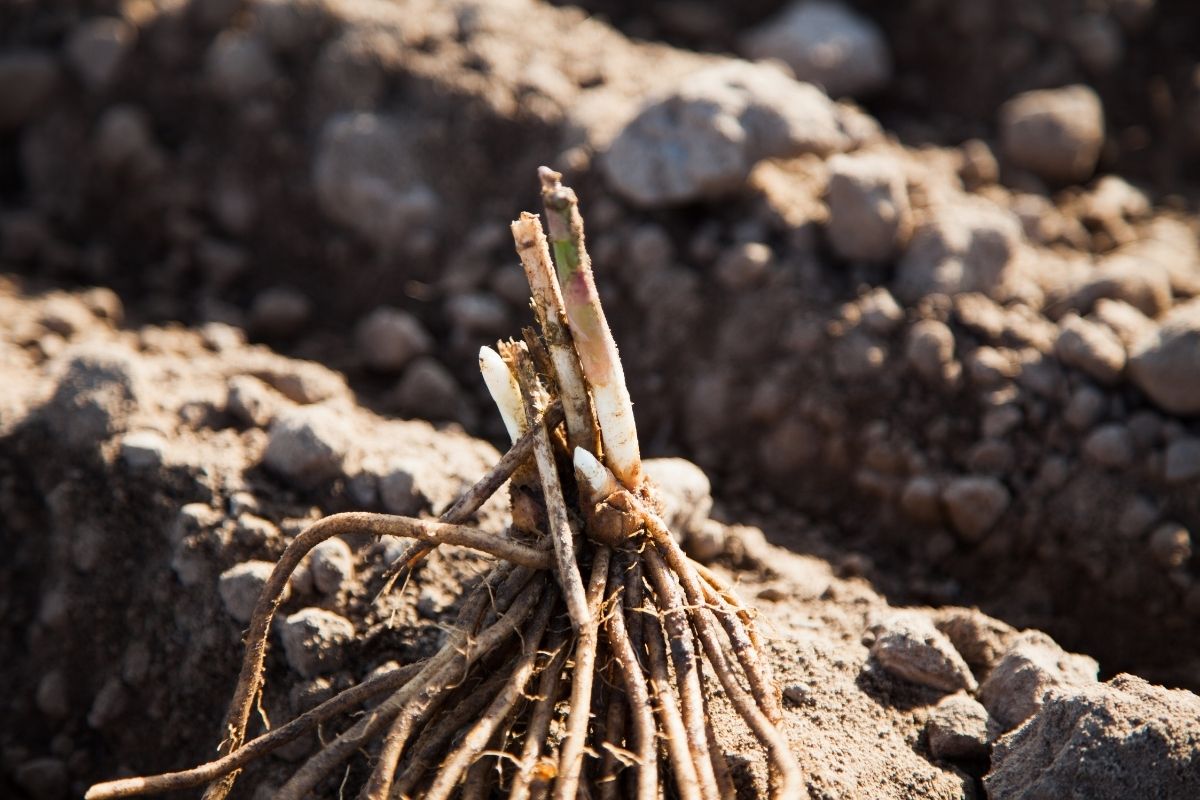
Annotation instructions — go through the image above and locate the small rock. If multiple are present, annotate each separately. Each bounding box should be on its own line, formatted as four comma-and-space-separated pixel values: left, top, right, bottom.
899, 475, 942, 525
965, 346, 1018, 388
1063, 384, 1106, 430
251, 0, 333, 53
1129, 299, 1200, 414
825, 152, 912, 262
999, 85, 1105, 184
120, 430, 167, 469
1090, 298, 1156, 348
205, 31, 279, 100
378, 461, 423, 516
94, 105, 161, 175
643, 457, 713, 536
942, 476, 1010, 541
985, 674, 1200, 799
42, 347, 142, 449
977, 631, 1098, 731
66, 17, 135, 91
1164, 438, 1200, 483
685, 519, 727, 562
196, 238, 249, 288
1055, 314, 1126, 385
714, 241, 772, 289
355, 307, 432, 372
1082, 423, 1134, 469
869, 612, 978, 693
313, 112, 439, 250
926, 693, 991, 761
87, 675, 129, 729
227, 375, 282, 429
1068, 13, 1124, 73
831, 330, 886, 379
1116, 495, 1158, 538
739, 0, 891, 97
959, 138, 999, 188
218, 561, 279, 624
602, 60, 850, 206
393, 357, 463, 422
263, 405, 350, 487
445, 292, 509, 336
15, 757, 69, 800
1148, 523, 1192, 569
35, 670, 69, 719
278, 608, 354, 677
932, 608, 1019, 674
310, 538, 354, 594
0, 50, 59, 130
895, 197, 1031, 304
906, 319, 959, 384
250, 287, 312, 338
1067, 257, 1172, 319
857, 287, 905, 334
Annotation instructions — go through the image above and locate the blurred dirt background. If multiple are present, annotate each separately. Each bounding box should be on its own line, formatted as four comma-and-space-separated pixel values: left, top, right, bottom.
2, 0, 1199, 798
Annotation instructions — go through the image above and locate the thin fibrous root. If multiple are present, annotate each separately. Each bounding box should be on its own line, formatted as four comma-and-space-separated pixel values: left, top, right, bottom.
507, 628, 569, 800
604, 553, 657, 800
553, 547, 611, 800
276, 569, 543, 800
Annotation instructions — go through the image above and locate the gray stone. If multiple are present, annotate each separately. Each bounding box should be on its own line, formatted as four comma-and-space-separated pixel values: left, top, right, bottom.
278, 607, 354, 677
906, 319, 959, 385
942, 476, 1010, 541
985, 674, 1200, 799
869, 612, 978, 693
739, 0, 891, 97
205, 31, 279, 100
393, 357, 463, 422
1064, 384, 1106, 430
310, 538, 354, 594
251, 0, 332, 53
643, 457, 713, 536
0, 50, 59, 130
602, 60, 850, 206
932, 608, 1019, 674
263, 405, 350, 487
1068, 257, 1172, 318
1164, 438, 1200, 483
15, 757, 69, 800
355, 306, 432, 372
445, 292, 509, 336
87, 675, 129, 728
926, 693, 991, 761
1091, 298, 1156, 348
1000, 85, 1105, 183
227, 375, 282, 429
35, 670, 69, 719
899, 475, 942, 525
714, 241, 772, 289
250, 286, 312, 337
1148, 523, 1192, 569
685, 518, 727, 562
42, 346, 142, 449
1129, 299, 1200, 414
120, 430, 167, 469
218, 560, 279, 624
1082, 424, 1134, 469
977, 631, 1099, 732
66, 17, 135, 92
858, 287, 905, 334
825, 152, 911, 262
313, 113, 439, 250
895, 197, 1030, 304
94, 105, 162, 176
1055, 314, 1126, 385
379, 461, 423, 516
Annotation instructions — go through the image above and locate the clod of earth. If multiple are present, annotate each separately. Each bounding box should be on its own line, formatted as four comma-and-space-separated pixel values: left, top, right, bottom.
86, 170, 801, 800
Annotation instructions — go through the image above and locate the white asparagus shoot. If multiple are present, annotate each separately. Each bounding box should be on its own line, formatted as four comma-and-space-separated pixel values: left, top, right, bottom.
511, 212, 598, 456
539, 167, 642, 490
573, 446, 619, 503
479, 345, 526, 443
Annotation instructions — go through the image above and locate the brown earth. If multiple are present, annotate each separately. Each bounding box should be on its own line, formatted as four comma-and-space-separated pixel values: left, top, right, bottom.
2, 0, 1199, 798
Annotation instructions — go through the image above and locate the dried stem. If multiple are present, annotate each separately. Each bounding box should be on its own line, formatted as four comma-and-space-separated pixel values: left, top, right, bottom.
510, 342, 590, 629
512, 211, 598, 455
553, 547, 611, 800
539, 167, 642, 489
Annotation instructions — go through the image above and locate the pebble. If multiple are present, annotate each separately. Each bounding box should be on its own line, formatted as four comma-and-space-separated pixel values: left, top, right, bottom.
643, 457, 714, 537
958, 138, 999, 188
1082, 423, 1134, 469
602, 60, 850, 206
1163, 437, 1200, 483
686, 519, 727, 562
445, 292, 509, 337
824, 152, 912, 262
35, 670, 69, 719
355, 306, 432, 372
905, 319, 959, 385
205, 31, 280, 100
857, 287, 905, 335
196, 238, 249, 288
263, 405, 350, 487
120, 430, 167, 469
999, 85, 1105, 184
250, 286, 312, 338
0, 50, 59, 130
1068, 13, 1124, 73
218, 560, 279, 624
868, 612, 978, 693
926, 693, 991, 760
714, 241, 772, 289
1063, 384, 1106, 430
94, 105, 160, 174
899, 475, 942, 525
1054, 314, 1126, 385
739, 0, 892, 97
894, 196, 1029, 304
1128, 298, 1200, 414
1148, 523, 1192, 569
313, 112, 439, 250
87, 675, 129, 729
227, 375, 281, 429
378, 461, 423, 516
42, 347, 142, 449
310, 538, 354, 594
66, 17, 135, 92
392, 357, 463, 422
941, 476, 1010, 541
14, 757, 69, 800
932, 608, 1018, 673
977, 631, 1098, 731
1116, 495, 1158, 538
1090, 298, 1156, 348
278, 608, 355, 677
251, 0, 333, 53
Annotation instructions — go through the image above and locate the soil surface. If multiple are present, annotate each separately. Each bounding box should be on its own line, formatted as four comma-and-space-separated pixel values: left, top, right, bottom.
2, 1, 1200, 798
